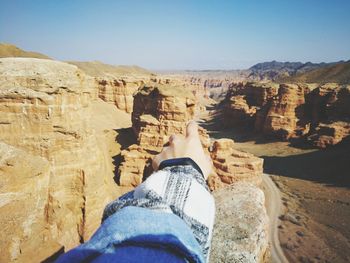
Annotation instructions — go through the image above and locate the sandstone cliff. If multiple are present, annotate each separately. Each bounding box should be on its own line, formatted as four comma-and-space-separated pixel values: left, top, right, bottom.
118, 83, 210, 186
97, 76, 146, 113
0, 58, 269, 262
306, 83, 350, 147
0, 58, 120, 262
67, 61, 153, 113
222, 82, 350, 147
222, 82, 278, 128
261, 83, 310, 139
119, 83, 264, 192
208, 139, 263, 190
0, 142, 61, 262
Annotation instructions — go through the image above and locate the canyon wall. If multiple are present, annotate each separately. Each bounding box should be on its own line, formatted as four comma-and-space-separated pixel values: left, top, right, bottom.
222, 82, 350, 147
118, 83, 264, 190
116, 82, 268, 261
0, 58, 119, 262
97, 77, 146, 113
118, 83, 210, 187
0, 59, 269, 262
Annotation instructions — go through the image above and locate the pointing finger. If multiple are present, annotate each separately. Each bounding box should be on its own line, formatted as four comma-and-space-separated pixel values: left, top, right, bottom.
186, 120, 199, 139
169, 134, 179, 145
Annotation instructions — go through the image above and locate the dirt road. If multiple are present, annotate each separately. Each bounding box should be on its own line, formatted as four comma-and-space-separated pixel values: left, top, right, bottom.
262, 174, 289, 263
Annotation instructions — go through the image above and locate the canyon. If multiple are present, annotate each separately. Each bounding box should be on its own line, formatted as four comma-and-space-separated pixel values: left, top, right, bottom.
0, 44, 349, 263
0, 58, 268, 262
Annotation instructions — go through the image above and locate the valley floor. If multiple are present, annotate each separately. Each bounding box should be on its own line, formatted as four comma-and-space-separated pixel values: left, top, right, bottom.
201, 109, 350, 263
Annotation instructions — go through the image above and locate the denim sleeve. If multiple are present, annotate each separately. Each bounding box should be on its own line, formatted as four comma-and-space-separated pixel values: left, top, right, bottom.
56, 164, 215, 263
103, 164, 216, 261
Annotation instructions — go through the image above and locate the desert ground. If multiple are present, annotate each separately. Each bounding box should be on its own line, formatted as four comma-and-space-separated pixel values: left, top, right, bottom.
200, 106, 350, 263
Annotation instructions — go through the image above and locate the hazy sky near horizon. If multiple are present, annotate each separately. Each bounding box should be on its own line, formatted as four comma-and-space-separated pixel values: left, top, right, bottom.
1, 0, 350, 70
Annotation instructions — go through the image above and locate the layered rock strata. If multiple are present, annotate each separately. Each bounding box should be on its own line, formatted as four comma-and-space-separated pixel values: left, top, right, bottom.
222, 82, 350, 147
0, 58, 269, 262
306, 84, 350, 147
208, 139, 263, 190
222, 82, 278, 127
261, 83, 310, 139
119, 84, 263, 191
118, 83, 211, 186
97, 77, 146, 113
0, 58, 118, 262
0, 142, 61, 262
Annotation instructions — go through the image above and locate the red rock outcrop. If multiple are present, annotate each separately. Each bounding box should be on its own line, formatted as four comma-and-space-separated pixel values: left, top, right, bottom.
306, 84, 350, 147
118, 83, 211, 186
308, 121, 350, 148
222, 82, 278, 127
0, 58, 119, 262
222, 82, 349, 147
231, 82, 279, 107
260, 83, 310, 139
97, 76, 146, 113
117, 144, 153, 187
208, 139, 264, 190
223, 95, 257, 126
118, 83, 263, 190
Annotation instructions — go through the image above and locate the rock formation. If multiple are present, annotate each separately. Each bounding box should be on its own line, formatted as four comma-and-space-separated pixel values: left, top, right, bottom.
0, 57, 269, 262
97, 77, 145, 113
222, 82, 350, 147
306, 84, 350, 147
0, 58, 119, 262
261, 83, 310, 139
0, 142, 62, 262
118, 83, 211, 186
208, 139, 264, 190
222, 82, 278, 127
118, 83, 264, 191
66, 61, 154, 113
210, 183, 269, 262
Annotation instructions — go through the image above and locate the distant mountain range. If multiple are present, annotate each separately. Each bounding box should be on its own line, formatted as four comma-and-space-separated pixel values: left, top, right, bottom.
247, 60, 344, 82
1, 43, 349, 83
280, 61, 350, 84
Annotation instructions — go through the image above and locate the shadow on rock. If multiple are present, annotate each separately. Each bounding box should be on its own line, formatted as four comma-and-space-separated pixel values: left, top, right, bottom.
112, 127, 137, 184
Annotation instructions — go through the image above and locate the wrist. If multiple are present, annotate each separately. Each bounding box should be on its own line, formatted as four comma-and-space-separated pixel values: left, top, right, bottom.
158, 157, 204, 178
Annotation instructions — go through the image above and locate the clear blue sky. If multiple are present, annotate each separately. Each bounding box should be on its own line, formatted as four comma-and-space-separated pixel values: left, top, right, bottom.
1, 0, 349, 70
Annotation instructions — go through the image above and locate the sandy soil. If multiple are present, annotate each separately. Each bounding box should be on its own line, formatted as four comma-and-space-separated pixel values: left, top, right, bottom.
199, 106, 350, 263
237, 137, 350, 263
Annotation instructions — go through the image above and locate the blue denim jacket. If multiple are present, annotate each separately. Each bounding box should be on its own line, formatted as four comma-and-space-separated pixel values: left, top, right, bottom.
56, 163, 215, 263
56, 206, 204, 263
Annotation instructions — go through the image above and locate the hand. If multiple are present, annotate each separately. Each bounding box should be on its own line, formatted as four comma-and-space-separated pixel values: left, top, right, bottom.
152, 121, 213, 179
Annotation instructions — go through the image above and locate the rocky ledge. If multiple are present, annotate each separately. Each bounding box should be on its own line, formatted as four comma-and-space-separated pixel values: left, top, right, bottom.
210, 183, 269, 263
